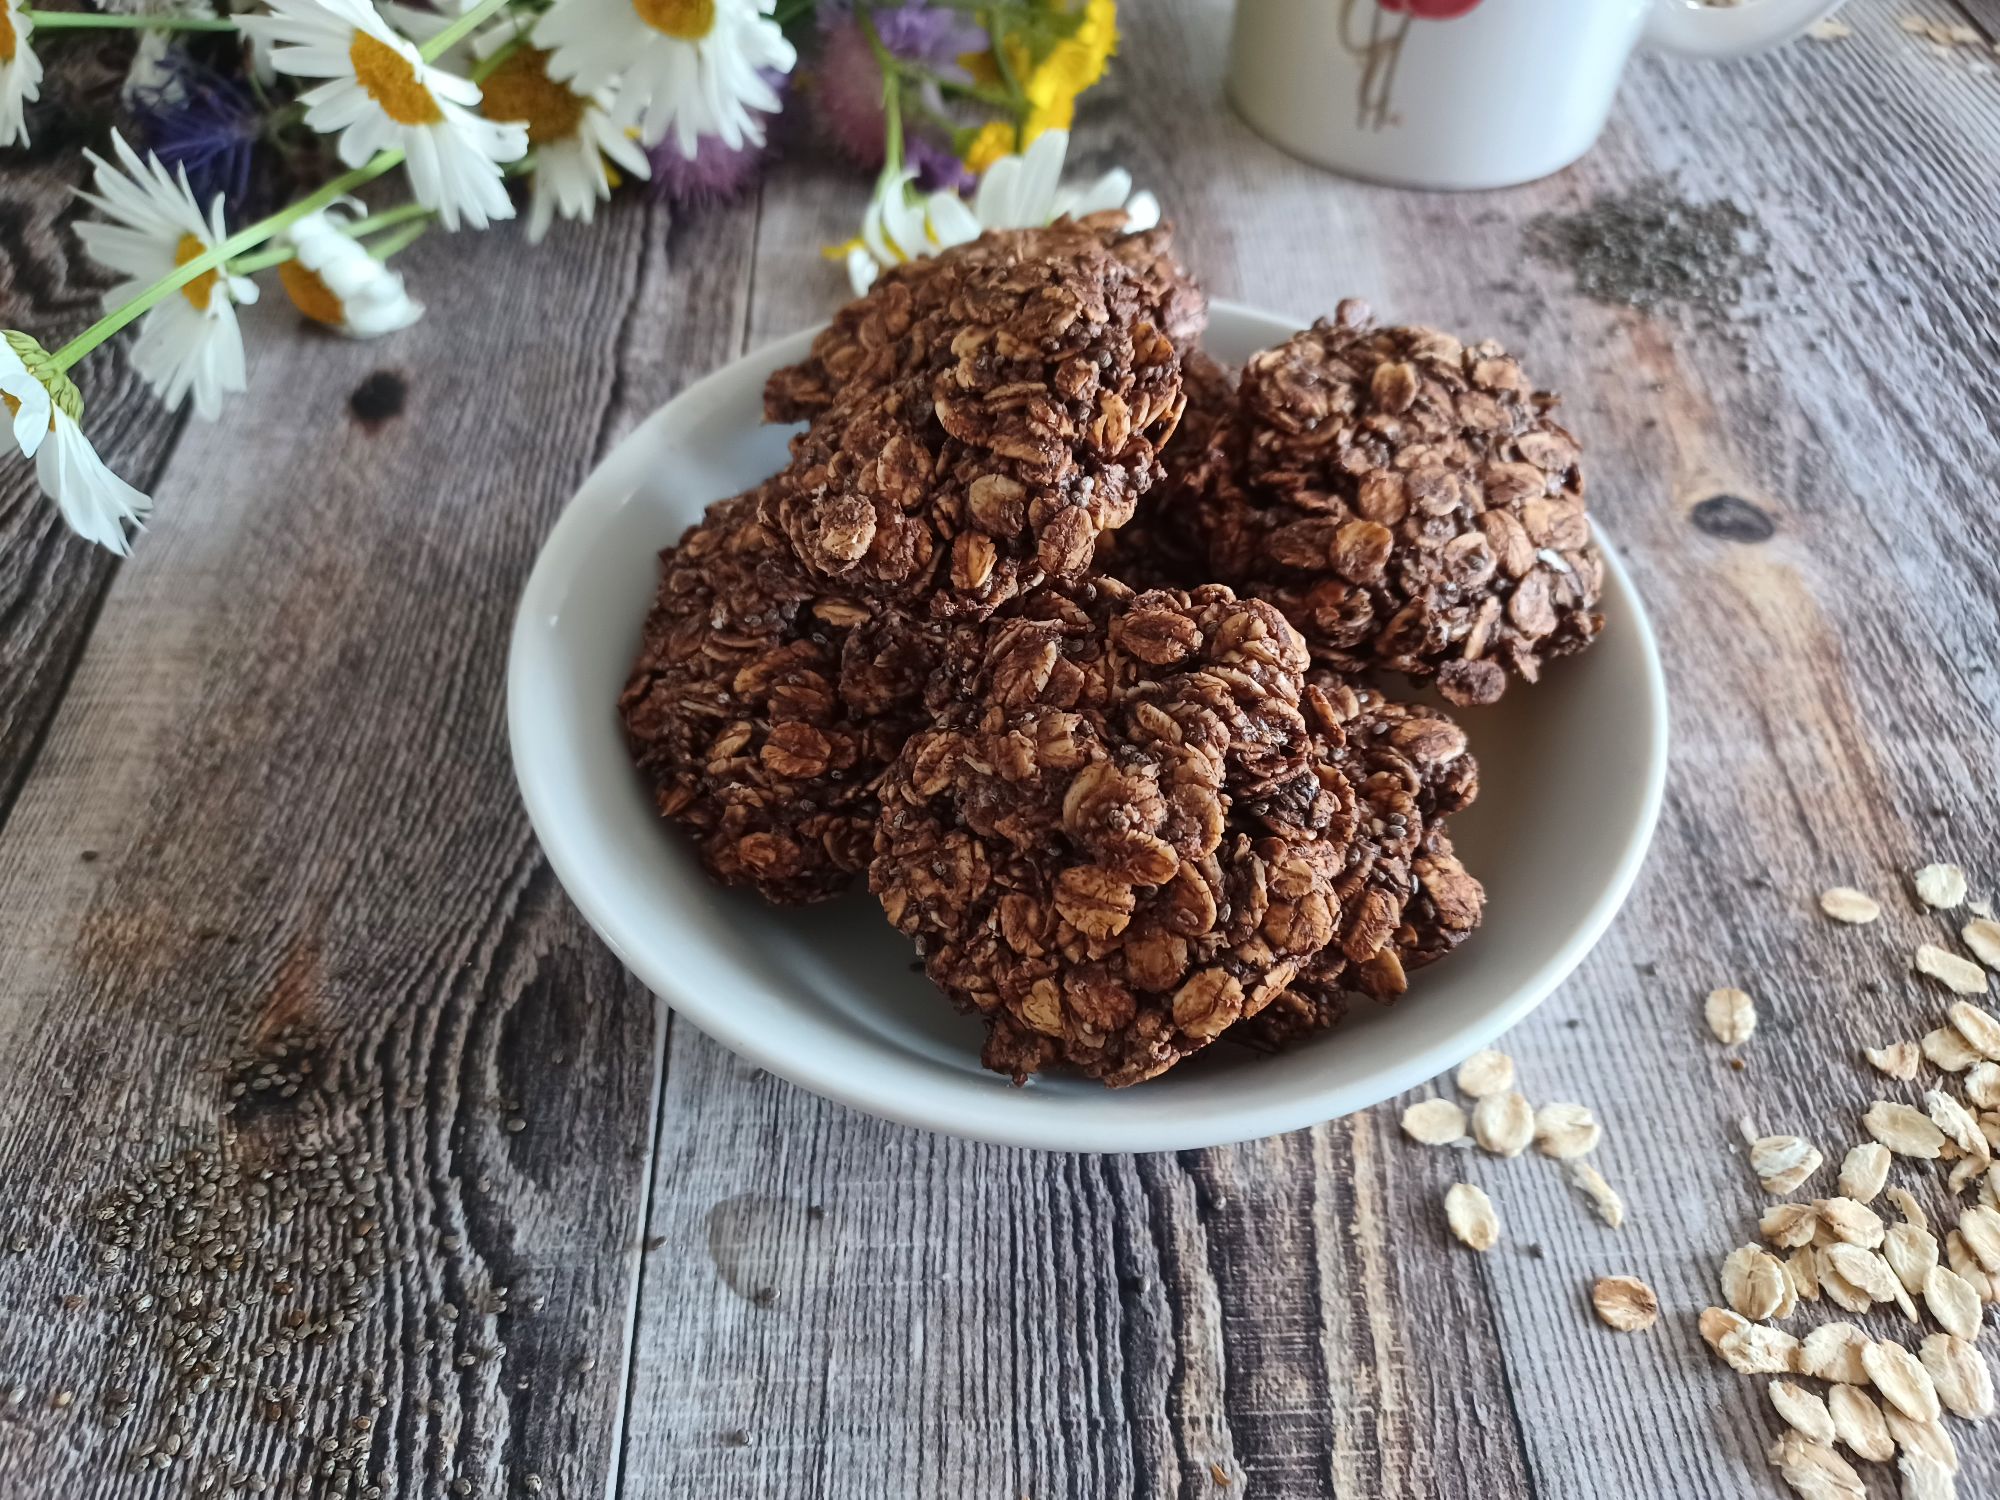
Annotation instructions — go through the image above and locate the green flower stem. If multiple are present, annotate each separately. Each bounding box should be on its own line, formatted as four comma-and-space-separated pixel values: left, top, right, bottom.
366, 222, 430, 261
20, 8, 237, 28
418, 0, 513, 62
49, 150, 406, 374
229, 244, 295, 275
344, 202, 434, 238
858, 9, 905, 179
469, 35, 522, 84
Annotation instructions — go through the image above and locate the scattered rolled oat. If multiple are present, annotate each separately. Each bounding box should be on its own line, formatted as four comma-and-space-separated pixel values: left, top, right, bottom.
1590, 1274, 1659, 1331
1866, 1102, 1947, 1159
1751, 1134, 1823, 1194
1789, 1246, 1820, 1303
1897, 1451, 1955, 1500
1886, 1222, 1942, 1297
1970, 1063, 2000, 1111
1801, 1322, 1872, 1384
1401, 1097, 1469, 1145
1885, 1407, 1958, 1474
1706, 986, 1757, 1045
1766, 1430, 1864, 1500
1923, 1025, 1982, 1073
1444, 1183, 1500, 1250
1965, 920, 2000, 972
1920, 1332, 1995, 1421
1719, 1321, 1802, 1375
1863, 1339, 1942, 1423
1472, 1091, 1534, 1157
1806, 17, 1852, 40
1533, 1102, 1601, 1159
1566, 1161, 1625, 1229
1454, 1049, 1513, 1098
1866, 1041, 1922, 1081
1927, 1090, 1988, 1159
1916, 864, 1970, 911
1890, 1188, 1931, 1232
1923, 1265, 1984, 1342
1959, 1206, 2000, 1273
1827, 1384, 1893, 1463
1946, 1231, 1998, 1305
1723, 1243, 1790, 1319
1700, 1304, 1748, 1351
1762, 1202, 1821, 1249
1816, 1196, 1885, 1249
1918, 944, 1990, 997
1820, 886, 1881, 924
1823, 1244, 1904, 1311
1949, 1001, 2000, 1060
1769, 1380, 1837, 1446
1838, 1142, 1890, 1204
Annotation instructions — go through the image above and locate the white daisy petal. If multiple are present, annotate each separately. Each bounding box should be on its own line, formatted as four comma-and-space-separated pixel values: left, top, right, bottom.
0, 0, 45, 149
0, 339, 51, 458
36, 409, 150, 556
74, 130, 251, 419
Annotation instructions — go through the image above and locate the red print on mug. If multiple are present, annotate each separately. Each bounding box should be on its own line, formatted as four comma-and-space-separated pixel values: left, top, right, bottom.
1380, 0, 1484, 17
1342, 0, 1485, 130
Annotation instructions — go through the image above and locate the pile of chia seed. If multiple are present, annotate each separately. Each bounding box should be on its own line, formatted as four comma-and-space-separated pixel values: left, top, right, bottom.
1525, 176, 1769, 321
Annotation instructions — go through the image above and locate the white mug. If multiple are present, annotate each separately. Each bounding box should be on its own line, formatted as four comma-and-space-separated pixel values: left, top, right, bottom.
1227, 0, 1846, 190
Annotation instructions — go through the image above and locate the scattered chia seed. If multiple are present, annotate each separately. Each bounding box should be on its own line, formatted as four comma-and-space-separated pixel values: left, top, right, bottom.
1525, 177, 1769, 321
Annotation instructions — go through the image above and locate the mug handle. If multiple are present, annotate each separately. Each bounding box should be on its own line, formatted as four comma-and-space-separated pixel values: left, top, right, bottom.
1642, 0, 1847, 58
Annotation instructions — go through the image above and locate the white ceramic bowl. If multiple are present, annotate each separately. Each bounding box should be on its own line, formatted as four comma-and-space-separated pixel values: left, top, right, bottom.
508, 302, 1668, 1152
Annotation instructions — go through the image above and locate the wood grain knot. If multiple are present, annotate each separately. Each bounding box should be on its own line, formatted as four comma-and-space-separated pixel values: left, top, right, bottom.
348, 371, 408, 428
1689, 494, 1774, 543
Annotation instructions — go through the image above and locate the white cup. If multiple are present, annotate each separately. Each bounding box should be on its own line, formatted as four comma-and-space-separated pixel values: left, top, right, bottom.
1227, 0, 1847, 190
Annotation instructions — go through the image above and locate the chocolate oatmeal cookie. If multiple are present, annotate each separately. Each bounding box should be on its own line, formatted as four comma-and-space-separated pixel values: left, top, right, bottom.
1230, 675, 1485, 1050
1094, 348, 1233, 589
1190, 301, 1604, 705
764, 217, 1207, 426
763, 232, 1193, 617
619, 486, 941, 905
873, 578, 1483, 1085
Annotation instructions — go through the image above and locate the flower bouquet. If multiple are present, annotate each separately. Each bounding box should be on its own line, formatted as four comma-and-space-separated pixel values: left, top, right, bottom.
0, 0, 1148, 551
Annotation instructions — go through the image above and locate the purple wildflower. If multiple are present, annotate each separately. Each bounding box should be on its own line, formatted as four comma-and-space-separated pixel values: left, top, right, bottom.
127, 49, 265, 218
649, 70, 788, 207
814, 1, 982, 174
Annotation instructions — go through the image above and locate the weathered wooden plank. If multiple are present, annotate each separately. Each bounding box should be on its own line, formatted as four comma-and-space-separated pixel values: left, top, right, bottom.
0, 181, 755, 1495
0, 54, 192, 826
617, 1, 2000, 1497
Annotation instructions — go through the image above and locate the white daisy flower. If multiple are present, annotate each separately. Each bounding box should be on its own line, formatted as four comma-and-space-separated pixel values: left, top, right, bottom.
971, 130, 1160, 235
0, 0, 43, 149
2, 333, 151, 555
239, 0, 528, 232
843, 168, 980, 296
534, 0, 794, 156
279, 206, 424, 337
472, 30, 649, 244
842, 132, 1161, 297
75, 131, 258, 422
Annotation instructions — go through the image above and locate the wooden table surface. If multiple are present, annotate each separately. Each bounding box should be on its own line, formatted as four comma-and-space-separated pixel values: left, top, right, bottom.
5, 1, 2000, 1495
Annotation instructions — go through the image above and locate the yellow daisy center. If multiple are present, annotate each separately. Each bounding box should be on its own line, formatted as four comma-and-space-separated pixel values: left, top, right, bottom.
632, 0, 714, 41
278, 261, 346, 327
176, 234, 220, 312
1, 392, 17, 419
0, 6, 17, 64
477, 47, 587, 145
349, 30, 443, 126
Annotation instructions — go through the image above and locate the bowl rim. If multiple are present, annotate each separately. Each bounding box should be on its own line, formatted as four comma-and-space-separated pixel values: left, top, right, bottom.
507, 300, 1669, 1152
